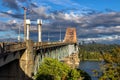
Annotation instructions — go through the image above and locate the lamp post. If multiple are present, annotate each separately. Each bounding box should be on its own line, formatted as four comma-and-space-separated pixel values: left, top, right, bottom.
18, 25, 21, 42
22, 7, 27, 41
48, 32, 50, 42
59, 26, 61, 42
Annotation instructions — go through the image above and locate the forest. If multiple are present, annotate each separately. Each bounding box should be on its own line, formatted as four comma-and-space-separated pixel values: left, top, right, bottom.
78, 43, 120, 60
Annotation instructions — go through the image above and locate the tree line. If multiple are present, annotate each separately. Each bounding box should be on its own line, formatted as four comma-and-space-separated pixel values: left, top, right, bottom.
78, 43, 120, 60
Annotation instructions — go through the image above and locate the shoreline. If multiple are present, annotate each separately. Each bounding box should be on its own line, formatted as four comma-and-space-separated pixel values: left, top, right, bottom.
81, 59, 102, 61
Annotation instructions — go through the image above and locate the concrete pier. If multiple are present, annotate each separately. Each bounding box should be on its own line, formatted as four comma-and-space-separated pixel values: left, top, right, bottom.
61, 53, 80, 68
20, 40, 34, 80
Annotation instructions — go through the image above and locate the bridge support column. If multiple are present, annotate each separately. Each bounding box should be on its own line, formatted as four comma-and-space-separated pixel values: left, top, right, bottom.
37, 19, 42, 42
20, 40, 34, 80
26, 19, 31, 40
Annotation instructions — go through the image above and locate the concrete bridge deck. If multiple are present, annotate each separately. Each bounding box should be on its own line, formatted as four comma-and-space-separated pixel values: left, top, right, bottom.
0, 42, 71, 53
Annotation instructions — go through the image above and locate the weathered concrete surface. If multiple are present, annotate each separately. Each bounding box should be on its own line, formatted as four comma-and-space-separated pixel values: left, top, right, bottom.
62, 53, 80, 68
0, 52, 20, 67
20, 40, 34, 80
0, 60, 31, 80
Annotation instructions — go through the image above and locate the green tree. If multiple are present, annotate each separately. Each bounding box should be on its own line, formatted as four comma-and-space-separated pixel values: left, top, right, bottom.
99, 47, 120, 80
35, 58, 81, 80
68, 69, 80, 80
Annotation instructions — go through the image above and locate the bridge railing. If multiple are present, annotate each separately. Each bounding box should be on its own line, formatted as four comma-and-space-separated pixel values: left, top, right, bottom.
34, 42, 68, 49
0, 41, 72, 53
3, 42, 26, 52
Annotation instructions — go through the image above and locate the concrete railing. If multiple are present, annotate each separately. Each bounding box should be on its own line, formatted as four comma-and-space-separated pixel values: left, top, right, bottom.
33, 42, 68, 49
3, 42, 26, 52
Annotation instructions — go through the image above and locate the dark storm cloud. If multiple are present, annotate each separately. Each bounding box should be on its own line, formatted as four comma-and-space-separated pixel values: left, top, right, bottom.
0, 21, 11, 31
2, 0, 28, 11
1, 6, 120, 32
31, 3, 38, 8
28, 9, 120, 42
0, 19, 24, 34
18, 0, 27, 2
78, 32, 120, 39
0, 22, 14, 31
79, 12, 120, 28
0, 11, 23, 19
2, 0, 19, 10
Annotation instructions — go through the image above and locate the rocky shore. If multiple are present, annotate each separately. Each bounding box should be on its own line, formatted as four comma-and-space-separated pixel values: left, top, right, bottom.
61, 53, 80, 68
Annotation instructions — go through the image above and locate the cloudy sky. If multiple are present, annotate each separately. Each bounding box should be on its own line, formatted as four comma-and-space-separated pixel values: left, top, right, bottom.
0, 0, 120, 44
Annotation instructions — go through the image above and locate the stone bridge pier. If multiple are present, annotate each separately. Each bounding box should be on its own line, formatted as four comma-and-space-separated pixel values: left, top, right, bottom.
20, 40, 34, 80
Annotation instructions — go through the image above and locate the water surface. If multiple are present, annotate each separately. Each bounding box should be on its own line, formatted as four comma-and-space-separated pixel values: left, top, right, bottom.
79, 61, 102, 80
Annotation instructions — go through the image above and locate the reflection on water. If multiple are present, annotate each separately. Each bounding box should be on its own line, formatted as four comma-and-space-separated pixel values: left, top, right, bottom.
79, 61, 102, 80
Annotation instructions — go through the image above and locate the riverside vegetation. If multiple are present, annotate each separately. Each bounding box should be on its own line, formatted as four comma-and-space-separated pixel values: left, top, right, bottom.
99, 47, 120, 80
79, 43, 120, 80
35, 58, 91, 80
35, 58, 80, 80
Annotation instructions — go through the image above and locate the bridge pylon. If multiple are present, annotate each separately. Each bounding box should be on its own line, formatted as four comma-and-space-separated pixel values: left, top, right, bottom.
63, 27, 77, 43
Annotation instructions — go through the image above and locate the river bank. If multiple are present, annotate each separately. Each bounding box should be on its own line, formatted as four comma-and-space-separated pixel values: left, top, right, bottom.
61, 53, 80, 68
82, 59, 102, 61
61, 53, 93, 80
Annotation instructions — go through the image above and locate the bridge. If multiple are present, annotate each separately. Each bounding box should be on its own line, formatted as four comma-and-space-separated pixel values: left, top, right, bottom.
0, 27, 78, 80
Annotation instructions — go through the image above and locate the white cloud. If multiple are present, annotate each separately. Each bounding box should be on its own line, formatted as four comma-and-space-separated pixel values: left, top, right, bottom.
78, 35, 120, 42
7, 10, 13, 14
8, 20, 17, 24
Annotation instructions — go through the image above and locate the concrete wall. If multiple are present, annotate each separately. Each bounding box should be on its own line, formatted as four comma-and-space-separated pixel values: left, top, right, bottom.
33, 45, 69, 75
20, 40, 34, 80
0, 52, 20, 67
68, 44, 78, 56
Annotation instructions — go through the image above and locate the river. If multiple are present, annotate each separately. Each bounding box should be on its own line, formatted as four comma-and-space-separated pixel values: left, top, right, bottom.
79, 61, 102, 80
